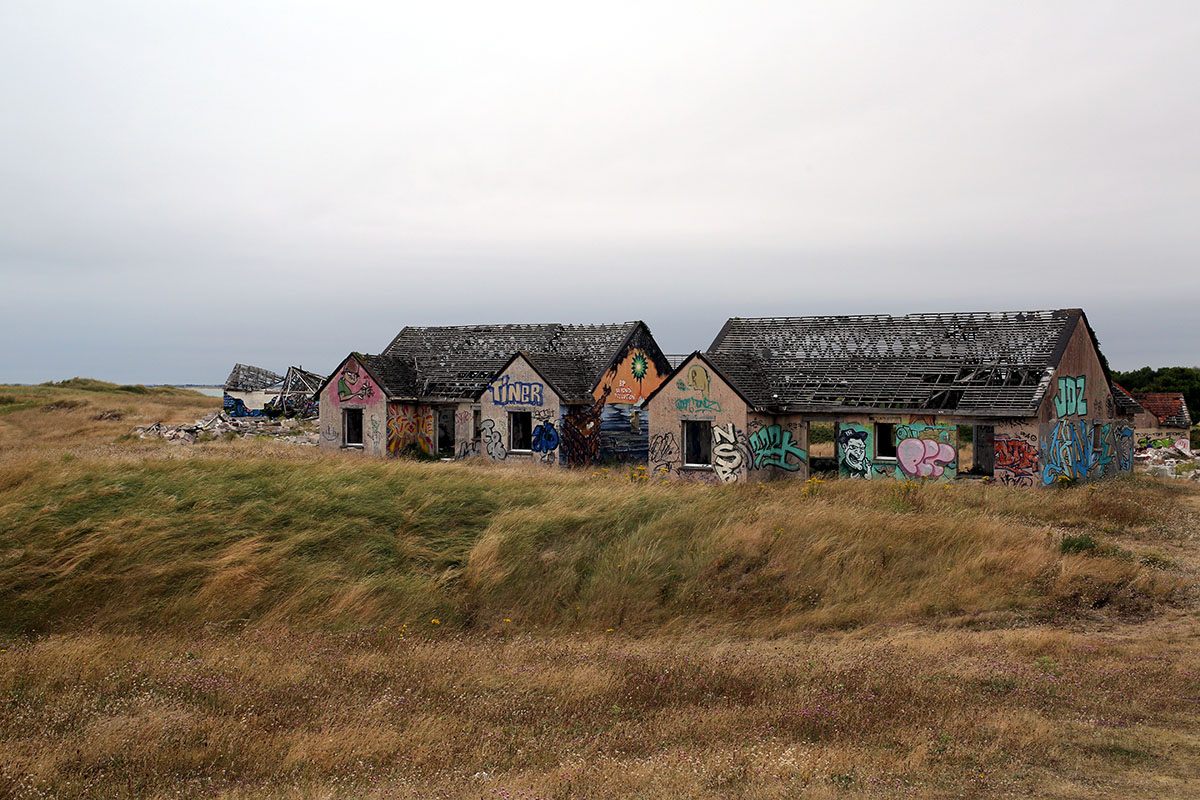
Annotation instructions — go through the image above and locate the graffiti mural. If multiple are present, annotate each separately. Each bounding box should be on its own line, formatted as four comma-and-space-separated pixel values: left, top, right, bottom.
531, 419, 561, 462
673, 364, 722, 415
712, 423, 750, 483
897, 437, 956, 479
387, 404, 434, 455
562, 386, 609, 467
749, 424, 806, 471
1039, 419, 1135, 485
836, 425, 871, 478
994, 431, 1039, 487
489, 376, 544, 407
648, 432, 679, 474
479, 418, 507, 460
1054, 376, 1088, 417
223, 394, 264, 418
336, 363, 376, 404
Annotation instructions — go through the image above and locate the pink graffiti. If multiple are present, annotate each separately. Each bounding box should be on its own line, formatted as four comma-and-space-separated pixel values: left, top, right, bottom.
897, 437, 956, 478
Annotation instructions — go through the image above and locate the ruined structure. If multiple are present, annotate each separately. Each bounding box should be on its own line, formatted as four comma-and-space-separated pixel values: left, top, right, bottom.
222, 363, 283, 417
644, 309, 1134, 486
1127, 390, 1193, 455
316, 322, 671, 464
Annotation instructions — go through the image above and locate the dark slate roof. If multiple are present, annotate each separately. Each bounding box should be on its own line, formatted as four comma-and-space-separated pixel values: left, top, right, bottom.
379, 322, 643, 400
1110, 382, 1144, 418
357, 354, 419, 398
1133, 392, 1192, 428
223, 363, 283, 392
705, 309, 1084, 416
517, 352, 597, 405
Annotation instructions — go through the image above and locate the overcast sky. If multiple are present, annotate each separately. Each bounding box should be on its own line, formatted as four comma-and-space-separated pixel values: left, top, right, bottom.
1, 1, 1197, 383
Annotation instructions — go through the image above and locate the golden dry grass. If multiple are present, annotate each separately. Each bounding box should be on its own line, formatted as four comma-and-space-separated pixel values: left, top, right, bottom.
1, 383, 1199, 799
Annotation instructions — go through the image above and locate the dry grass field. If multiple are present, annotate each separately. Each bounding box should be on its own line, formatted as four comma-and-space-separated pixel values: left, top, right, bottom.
1, 382, 1198, 798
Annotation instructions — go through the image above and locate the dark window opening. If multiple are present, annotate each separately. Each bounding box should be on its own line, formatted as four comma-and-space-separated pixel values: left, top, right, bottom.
683, 420, 712, 466
473, 408, 482, 448
971, 424, 994, 475
875, 422, 897, 459
343, 408, 363, 447
437, 407, 455, 457
509, 411, 532, 451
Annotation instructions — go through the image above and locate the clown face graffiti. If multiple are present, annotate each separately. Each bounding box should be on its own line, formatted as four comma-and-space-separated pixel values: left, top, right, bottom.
837, 428, 870, 478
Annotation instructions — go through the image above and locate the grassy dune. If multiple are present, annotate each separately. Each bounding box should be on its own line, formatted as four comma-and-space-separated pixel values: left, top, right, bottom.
1, 383, 1199, 798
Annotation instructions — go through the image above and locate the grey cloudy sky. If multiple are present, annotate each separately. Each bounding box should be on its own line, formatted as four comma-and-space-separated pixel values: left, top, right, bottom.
1, 1, 1197, 383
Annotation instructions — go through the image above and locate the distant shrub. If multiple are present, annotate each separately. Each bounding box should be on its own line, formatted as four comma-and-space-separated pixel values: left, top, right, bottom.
809, 422, 834, 444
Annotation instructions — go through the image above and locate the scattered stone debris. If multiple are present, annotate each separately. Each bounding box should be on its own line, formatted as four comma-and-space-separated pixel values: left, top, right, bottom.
92, 409, 125, 421
134, 411, 319, 446
1136, 442, 1198, 480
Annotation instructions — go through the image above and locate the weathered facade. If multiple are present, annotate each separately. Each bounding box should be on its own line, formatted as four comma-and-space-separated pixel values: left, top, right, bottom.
646, 309, 1133, 487
317, 322, 671, 465
643, 353, 809, 483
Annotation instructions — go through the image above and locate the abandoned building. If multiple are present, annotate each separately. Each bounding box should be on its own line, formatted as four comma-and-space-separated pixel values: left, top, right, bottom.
223, 363, 321, 418
316, 322, 672, 464
1124, 389, 1193, 454
222, 363, 284, 417
643, 309, 1134, 487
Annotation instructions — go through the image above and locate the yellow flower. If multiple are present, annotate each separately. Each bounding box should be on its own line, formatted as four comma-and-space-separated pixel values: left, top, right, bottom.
503, 618, 512, 624
430, 618, 441, 625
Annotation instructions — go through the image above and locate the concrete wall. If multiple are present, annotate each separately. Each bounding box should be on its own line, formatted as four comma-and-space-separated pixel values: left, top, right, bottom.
479, 356, 564, 466
224, 389, 276, 416
835, 415, 958, 481
1134, 427, 1192, 454
317, 356, 388, 457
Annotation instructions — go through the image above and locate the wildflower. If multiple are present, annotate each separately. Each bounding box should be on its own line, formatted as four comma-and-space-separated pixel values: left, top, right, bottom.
430, 618, 441, 625
503, 618, 512, 624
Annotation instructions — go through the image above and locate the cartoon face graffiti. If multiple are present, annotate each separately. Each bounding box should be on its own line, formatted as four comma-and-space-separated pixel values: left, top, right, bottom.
337, 364, 375, 403
836, 428, 870, 477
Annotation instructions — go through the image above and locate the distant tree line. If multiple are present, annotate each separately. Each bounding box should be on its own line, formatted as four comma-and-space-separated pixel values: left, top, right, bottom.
1112, 366, 1200, 423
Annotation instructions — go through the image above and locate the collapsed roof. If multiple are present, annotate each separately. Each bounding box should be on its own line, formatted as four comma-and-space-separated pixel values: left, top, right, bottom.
1132, 392, 1192, 428
223, 363, 283, 392
356, 322, 662, 401
704, 309, 1088, 416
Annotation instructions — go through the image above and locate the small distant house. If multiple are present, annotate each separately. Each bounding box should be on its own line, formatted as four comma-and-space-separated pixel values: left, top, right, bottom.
1128, 390, 1193, 454
316, 322, 671, 463
644, 309, 1134, 487
223, 363, 283, 417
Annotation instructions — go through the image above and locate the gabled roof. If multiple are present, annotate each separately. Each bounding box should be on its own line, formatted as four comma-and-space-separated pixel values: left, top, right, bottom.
704, 309, 1085, 415
223, 363, 283, 392
378, 322, 648, 400
1132, 392, 1192, 428
498, 351, 597, 405
1110, 382, 1144, 418
642, 350, 760, 411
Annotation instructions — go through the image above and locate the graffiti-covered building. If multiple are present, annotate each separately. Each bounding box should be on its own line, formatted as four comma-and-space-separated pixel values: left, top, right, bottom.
645, 309, 1134, 487
317, 322, 672, 464
1126, 390, 1193, 455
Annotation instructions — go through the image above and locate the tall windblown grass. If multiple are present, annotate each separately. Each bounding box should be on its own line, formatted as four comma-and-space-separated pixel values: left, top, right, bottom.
0, 453, 1190, 635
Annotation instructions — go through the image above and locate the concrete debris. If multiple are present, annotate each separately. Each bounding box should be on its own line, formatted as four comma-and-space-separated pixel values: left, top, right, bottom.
134, 411, 320, 446
1136, 442, 1197, 480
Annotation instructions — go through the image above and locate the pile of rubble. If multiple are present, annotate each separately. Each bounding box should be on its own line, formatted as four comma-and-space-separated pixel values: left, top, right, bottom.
1137, 442, 1198, 480
134, 411, 319, 446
